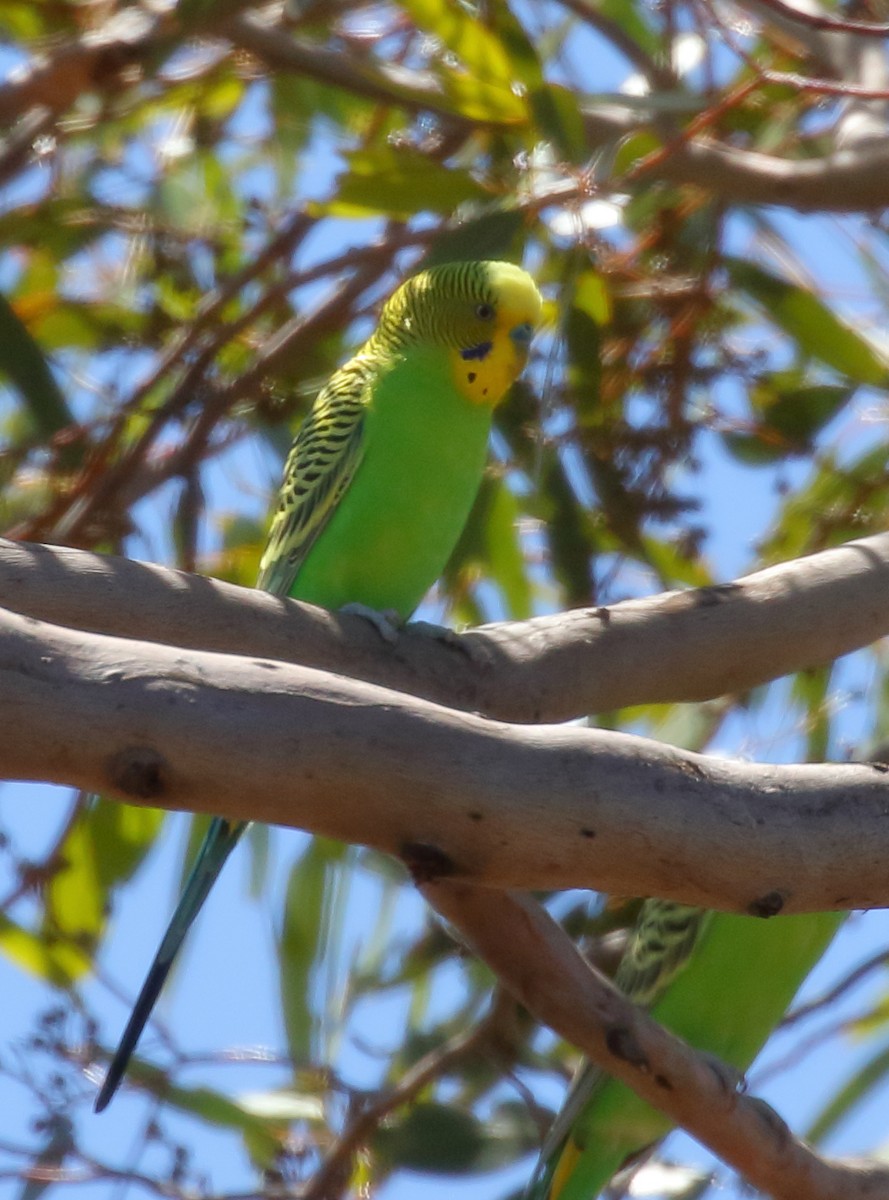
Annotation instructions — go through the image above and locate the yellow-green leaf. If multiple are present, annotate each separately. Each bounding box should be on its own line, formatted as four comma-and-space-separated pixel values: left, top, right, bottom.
329, 147, 488, 219
0, 914, 91, 986
727, 258, 889, 386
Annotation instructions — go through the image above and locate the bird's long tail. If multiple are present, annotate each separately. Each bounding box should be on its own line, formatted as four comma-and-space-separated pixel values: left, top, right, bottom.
94, 817, 245, 1112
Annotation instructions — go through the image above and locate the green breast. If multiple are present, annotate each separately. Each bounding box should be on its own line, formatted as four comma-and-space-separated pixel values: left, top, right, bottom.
289, 344, 493, 618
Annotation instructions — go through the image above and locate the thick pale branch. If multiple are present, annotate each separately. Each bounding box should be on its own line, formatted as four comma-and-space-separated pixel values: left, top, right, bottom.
3, 602, 889, 911
3, 533, 889, 723
426, 883, 889, 1200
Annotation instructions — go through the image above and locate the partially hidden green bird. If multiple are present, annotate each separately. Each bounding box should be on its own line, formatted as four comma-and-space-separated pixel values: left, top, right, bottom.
95, 259, 542, 1112
528, 899, 844, 1198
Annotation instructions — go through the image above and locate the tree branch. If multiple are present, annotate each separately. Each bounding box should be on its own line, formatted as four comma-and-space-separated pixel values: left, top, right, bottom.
0, 8, 169, 127
424, 883, 889, 1200
7, 5, 889, 216
3, 532, 889, 723
2, 597, 889, 910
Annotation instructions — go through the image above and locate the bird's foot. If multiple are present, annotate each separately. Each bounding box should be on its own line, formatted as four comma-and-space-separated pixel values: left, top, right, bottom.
406, 619, 462, 647
340, 602, 402, 644
405, 620, 487, 663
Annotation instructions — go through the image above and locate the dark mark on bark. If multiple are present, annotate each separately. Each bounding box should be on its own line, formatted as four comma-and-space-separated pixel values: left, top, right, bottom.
402, 841, 456, 883
693, 583, 741, 607
605, 1025, 649, 1071
107, 746, 167, 799
747, 890, 786, 918
750, 1096, 791, 1142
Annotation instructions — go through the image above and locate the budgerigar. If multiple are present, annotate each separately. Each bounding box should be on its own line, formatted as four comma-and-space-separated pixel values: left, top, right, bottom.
95, 259, 541, 1112
528, 900, 843, 1198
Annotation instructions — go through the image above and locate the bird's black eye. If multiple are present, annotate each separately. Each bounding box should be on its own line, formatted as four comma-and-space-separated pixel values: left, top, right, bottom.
475, 302, 495, 320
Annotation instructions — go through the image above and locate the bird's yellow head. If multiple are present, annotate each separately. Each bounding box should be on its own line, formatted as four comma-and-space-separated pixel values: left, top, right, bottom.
374, 260, 542, 407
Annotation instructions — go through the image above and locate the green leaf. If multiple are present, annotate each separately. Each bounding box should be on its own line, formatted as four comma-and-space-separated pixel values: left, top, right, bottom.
756, 380, 853, 442
613, 130, 662, 177
482, 476, 533, 618
270, 73, 363, 161
625, 700, 725, 753
158, 153, 240, 236
444, 473, 532, 617
238, 1089, 325, 1121
350, 873, 401, 990
791, 665, 832, 761
726, 258, 889, 386
565, 276, 604, 416
374, 1103, 486, 1174
400, 0, 516, 93
529, 83, 590, 162
397, 0, 528, 121
762, 442, 889, 561
441, 71, 527, 123
0, 293, 75, 445
36, 798, 165, 979
723, 377, 855, 464
44, 825, 104, 957
0, 3, 55, 37
179, 813, 213, 894
92, 799, 165, 886
112, 1061, 285, 1166
423, 210, 526, 266
540, 449, 597, 607
374, 1100, 537, 1174
246, 821, 271, 900
33, 300, 142, 352
176, 0, 260, 29
806, 1040, 889, 1144
0, 912, 92, 986
278, 838, 351, 1065
208, 515, 266, 588
637, 534, 713, 589
572, 271, 612, 327
595, 0, 661, 58
481, 4, 586, 160
328, 147, 488, 219
0, 200, 109, 259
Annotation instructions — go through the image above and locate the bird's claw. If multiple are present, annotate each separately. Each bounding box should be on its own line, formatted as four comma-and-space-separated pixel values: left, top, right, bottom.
340, 602, 402, 644
405, 620, 488, 663
340, 608, 490, 662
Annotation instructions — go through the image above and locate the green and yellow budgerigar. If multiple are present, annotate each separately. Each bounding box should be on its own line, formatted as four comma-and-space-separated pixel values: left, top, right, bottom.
528, 900, 843, 1198
95, 259, 542, 1112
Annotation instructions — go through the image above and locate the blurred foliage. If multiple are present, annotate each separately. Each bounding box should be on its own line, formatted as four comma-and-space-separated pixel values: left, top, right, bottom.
3, 0, 889, 1197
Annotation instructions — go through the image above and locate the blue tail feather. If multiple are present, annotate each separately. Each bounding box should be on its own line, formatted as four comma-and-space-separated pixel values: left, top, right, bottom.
95, 817, 246, 1112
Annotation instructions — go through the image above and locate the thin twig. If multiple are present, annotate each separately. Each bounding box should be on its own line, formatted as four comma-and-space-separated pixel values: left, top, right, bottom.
746, 0, 889, 37
303, 990, 520, 1199
782, 946, 889, 1028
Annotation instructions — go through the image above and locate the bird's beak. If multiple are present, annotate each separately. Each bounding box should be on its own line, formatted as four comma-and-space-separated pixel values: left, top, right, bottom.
509, 321, 535, 362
